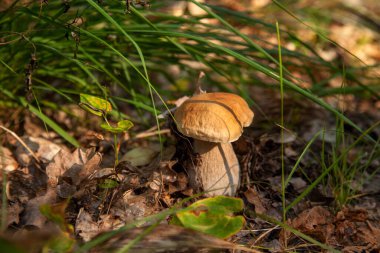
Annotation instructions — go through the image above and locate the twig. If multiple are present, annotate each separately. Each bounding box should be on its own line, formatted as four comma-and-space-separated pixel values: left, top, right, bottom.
0, 125, 41, 164
253, 225, 280, 245
134, 129, 171, 139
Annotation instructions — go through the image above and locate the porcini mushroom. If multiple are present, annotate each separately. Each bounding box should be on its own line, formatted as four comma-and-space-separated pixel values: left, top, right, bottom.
174, 92, 254, 196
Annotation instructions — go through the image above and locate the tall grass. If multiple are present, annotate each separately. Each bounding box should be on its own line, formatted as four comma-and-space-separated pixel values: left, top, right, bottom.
0, 0, 376, 144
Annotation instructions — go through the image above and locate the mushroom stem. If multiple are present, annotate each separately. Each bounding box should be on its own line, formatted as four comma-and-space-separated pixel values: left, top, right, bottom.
189, 139, 240, 196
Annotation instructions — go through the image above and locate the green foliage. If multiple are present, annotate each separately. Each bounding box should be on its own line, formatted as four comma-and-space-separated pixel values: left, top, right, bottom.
78, 93, 133, 166
0, 0, 376, 143
171, 196, 245, 239
284, 121, 380, 213
322, 119, 380, 208
79, 93, 112, 117
100, 119, 134, 133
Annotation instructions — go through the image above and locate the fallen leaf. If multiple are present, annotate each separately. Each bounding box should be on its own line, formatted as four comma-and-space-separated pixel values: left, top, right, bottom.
244, 187, 267, 214
120, 147, 159, 167
22, 188, 57, 229
6, 202, 23, 226
15, 137, 61, 166
0, 146, 18, 173
290, 206, 335, 243
75, 208, 99, 242
46, 148, 101, 189
172, 196, 245, 239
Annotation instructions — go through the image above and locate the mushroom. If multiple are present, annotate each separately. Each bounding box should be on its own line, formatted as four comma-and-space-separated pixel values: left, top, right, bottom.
174, 92, 254, 196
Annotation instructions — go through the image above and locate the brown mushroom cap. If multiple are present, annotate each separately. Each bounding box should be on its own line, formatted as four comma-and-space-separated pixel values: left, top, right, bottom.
174, 92, 254, 143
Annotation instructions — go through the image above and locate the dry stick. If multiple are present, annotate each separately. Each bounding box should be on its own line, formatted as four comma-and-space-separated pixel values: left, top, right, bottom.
134, 129, 171, 139
0, 125, 41, 164
253, 225, 280, 245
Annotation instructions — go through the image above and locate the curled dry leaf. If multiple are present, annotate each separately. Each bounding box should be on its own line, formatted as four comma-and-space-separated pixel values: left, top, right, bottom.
75, 208, 99, 242
46, 148, 101, 191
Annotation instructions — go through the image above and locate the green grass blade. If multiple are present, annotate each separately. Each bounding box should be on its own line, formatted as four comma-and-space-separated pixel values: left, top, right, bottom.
286, 121, 380, 212
18, 97, 80, 147
284, 131, 321, 187
256, 213, 340, 253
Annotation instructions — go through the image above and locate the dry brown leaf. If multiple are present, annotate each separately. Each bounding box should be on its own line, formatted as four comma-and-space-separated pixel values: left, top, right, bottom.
356, 222, 380, 251
22, 188, 57, 229
336, 207, 368, 222
6, 202, 23, 226
15, 137, 61, 166
46, 148, 101, 190
290, 206, 335, 243
120, 146, 159, 167
6, 169, 45, 203
0, 146, 18, 173
244, 187, 268, 214
75, 208, 99, 242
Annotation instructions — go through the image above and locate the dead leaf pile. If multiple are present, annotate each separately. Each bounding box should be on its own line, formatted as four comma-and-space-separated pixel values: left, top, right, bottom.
285, 206, 380, 251
1, 126, 203, 246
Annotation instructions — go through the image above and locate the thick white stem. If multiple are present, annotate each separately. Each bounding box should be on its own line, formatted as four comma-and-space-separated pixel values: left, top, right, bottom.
189, 140, 240, 196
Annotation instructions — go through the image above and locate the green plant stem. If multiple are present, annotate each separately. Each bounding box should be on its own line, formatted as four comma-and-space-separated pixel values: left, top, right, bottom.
102, 115, 119, 167
114, 133, 118, 166
256, 213, 340, 253
276, 21, 286, 228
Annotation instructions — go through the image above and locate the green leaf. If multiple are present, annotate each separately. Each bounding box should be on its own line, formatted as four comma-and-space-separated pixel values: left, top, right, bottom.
117, 120, 134, 131
100, 120, 134, 134
172, 196, 245, 239
79, 94, 112, 117
17, 97, 80, 148
99, 179, 119, 189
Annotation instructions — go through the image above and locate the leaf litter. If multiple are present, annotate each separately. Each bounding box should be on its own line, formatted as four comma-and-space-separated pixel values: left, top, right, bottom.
1, 92, 379, 253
